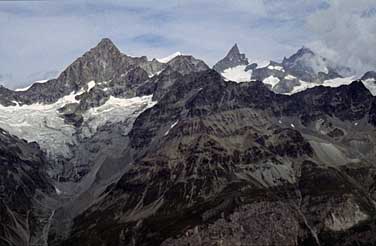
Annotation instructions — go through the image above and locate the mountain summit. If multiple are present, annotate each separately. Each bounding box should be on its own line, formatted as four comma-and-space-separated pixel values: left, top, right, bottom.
281, 47, 343, 82
213, 43, 249, 73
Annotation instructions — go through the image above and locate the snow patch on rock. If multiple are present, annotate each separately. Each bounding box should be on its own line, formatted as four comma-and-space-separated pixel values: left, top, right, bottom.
157, 52, 182, 63
164, 120, 179, 136
267, 65, 284, 72
15, 79, 49, 92
87, 80, 96, 92
263, 76, 280, 88
222, 65, 252, 82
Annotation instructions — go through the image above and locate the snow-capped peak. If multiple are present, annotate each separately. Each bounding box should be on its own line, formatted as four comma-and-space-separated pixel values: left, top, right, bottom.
157, 52, 182, 63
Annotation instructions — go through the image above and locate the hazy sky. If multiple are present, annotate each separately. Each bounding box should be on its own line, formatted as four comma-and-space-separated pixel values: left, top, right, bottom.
0, 0, 375, 88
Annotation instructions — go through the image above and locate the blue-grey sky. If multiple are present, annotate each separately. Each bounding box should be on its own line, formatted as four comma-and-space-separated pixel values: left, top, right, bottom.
0, 0, 375, 88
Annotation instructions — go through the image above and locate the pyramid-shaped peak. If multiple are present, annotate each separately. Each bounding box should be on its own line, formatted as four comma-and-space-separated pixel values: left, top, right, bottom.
283, 46, 316, 65
92, 38, 120, 54
228, 43, 240, 55
97, 38, 115, 47
213, 43, 248, 73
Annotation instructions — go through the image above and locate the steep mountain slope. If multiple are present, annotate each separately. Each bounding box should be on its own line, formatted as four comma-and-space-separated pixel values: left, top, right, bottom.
0, 128, 55, 246
53, 69, 376, 246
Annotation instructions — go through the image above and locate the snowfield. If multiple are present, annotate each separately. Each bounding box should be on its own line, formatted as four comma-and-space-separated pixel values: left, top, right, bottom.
222, 65, 252, 82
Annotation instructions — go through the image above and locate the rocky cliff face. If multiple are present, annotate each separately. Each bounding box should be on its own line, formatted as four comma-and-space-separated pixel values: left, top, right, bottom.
0, 128, 55, 246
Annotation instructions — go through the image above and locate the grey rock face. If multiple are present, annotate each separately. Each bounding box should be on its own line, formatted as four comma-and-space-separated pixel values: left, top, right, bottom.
251, 61, 285, 81
0, 128, 55, 246
245, 62, 258, 71
139, 58, 167, 76
166, 55, 209, 75
213, 44, 249, 73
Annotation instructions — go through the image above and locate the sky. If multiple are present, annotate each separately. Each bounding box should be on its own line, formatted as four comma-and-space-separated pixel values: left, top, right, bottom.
0, 0, 375, 89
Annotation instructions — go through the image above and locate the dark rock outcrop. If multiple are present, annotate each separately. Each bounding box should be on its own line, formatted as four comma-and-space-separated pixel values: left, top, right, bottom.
0, 128, 54, 246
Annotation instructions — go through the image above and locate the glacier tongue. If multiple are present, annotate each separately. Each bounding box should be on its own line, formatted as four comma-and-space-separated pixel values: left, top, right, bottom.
0, 87, 156, 164
0, 91, 81, 159
81, 95, 156, 138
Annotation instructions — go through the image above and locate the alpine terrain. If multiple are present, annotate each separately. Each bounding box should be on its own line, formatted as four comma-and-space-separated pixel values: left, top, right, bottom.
1, 38, 376, 246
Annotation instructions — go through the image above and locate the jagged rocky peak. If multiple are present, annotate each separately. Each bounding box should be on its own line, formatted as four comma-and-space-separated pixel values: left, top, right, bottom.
213, 43, 249, 73
283, 46, 315, 64
95, 37, 118, 50
57, 38, 135, 87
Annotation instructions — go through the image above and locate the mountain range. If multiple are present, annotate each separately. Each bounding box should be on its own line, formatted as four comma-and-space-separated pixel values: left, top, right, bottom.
1, 38, 376, 246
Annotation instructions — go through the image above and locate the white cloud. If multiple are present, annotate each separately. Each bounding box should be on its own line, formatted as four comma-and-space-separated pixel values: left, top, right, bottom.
306, 0, 376, 74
